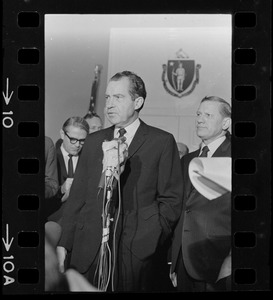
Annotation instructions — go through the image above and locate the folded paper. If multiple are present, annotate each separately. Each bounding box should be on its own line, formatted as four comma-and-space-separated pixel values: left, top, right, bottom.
189, 157, 231, 200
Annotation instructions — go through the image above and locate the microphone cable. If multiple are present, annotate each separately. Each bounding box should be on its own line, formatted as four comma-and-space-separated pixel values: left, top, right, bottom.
95, 171, 114, 291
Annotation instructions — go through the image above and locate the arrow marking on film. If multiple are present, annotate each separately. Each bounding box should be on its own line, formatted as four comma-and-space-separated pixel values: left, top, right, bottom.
2, 78, 14, 105
2, 224, 14, 252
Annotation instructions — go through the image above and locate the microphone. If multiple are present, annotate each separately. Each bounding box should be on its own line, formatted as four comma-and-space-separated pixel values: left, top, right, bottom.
113, 136, 126, 144
98, 168, 115, 190
97, 137, 128, 189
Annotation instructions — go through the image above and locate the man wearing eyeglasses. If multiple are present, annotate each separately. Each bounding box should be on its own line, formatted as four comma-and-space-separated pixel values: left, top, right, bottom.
58, 117, 89, 200
46, 116, 89, 247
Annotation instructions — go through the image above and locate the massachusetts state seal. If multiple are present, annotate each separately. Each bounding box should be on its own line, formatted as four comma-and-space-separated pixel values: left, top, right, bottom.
162, 49, 201, 98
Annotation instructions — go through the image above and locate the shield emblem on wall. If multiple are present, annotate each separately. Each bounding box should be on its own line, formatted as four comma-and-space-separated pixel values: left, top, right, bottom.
162, 52, 201, 98
167, 60, 194, 93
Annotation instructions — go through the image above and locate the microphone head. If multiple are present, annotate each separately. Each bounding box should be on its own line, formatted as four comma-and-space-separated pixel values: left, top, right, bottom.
118, 136, 126, 143
111, 136, 126, 144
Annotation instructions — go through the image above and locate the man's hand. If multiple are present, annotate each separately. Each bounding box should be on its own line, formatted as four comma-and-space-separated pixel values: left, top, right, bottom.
61, 178, 73, 202
169, 265, 177, 287
56, 246, 67, 273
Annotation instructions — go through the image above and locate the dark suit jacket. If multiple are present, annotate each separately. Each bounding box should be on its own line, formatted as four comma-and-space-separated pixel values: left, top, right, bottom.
171, 137, 231, 283
45, 136, 58, 199
47, 145, 80, 221
56, 146, 69, 187
59, 120, 183, 274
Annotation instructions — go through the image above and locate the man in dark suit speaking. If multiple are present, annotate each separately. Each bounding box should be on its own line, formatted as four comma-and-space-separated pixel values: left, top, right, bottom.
170, 96, 232, 292
57, 71, 183, 292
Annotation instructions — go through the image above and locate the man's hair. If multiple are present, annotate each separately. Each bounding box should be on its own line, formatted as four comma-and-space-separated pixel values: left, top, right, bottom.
201, 96, 231, 118
62, 116, 89, 134
110, 70, 147, 112
83, 111, 102, 121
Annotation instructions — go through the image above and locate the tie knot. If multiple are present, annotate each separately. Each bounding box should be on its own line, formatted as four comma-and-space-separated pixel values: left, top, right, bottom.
68, 154, 73, 159
199, 145, 209, 157
118, 128, 126, 138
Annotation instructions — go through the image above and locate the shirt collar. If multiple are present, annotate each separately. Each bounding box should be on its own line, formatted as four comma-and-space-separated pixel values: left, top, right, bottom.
60, 143, 78, 158
201, 136, 226, 157
114, 118, 140, 139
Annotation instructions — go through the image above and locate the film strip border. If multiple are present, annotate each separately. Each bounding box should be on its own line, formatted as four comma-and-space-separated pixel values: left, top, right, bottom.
2, 2, 45, 293
2, 0, 271, 294
232, 5, 271, 291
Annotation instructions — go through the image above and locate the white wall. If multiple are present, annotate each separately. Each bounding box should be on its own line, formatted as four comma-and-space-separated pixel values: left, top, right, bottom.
106, 17, 231, 151
45, 14, 231, 150
45, 14, 111, 143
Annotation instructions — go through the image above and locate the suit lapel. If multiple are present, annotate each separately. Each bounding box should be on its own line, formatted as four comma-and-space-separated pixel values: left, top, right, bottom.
212, 137, 231, 157
56, 146, 68, 183
127, 120, 148, 159
57, 147, 67, 176
104, 126, 115, 141
184, 151, 199, 199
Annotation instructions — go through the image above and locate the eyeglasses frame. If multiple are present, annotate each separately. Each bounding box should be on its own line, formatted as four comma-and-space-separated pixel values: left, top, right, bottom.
64, 131, 86, 145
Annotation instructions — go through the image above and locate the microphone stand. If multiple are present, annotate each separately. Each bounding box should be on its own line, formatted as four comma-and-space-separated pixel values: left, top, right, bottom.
97, 167, 116, 291
102, 168, 115, 243
97, 141, 125, 292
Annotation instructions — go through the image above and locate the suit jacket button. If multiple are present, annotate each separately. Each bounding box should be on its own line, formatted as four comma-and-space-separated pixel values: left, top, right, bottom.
185, 209, 191, 213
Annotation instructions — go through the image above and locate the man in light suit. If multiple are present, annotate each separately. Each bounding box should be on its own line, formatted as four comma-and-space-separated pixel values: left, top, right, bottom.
57, 71, 183, 292
170, 96, 232, 292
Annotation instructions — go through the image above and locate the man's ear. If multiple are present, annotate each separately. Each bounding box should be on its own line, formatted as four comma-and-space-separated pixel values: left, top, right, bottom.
222, 117, 231, 131
134, 97, 144, 111
60, 129, 64, 140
